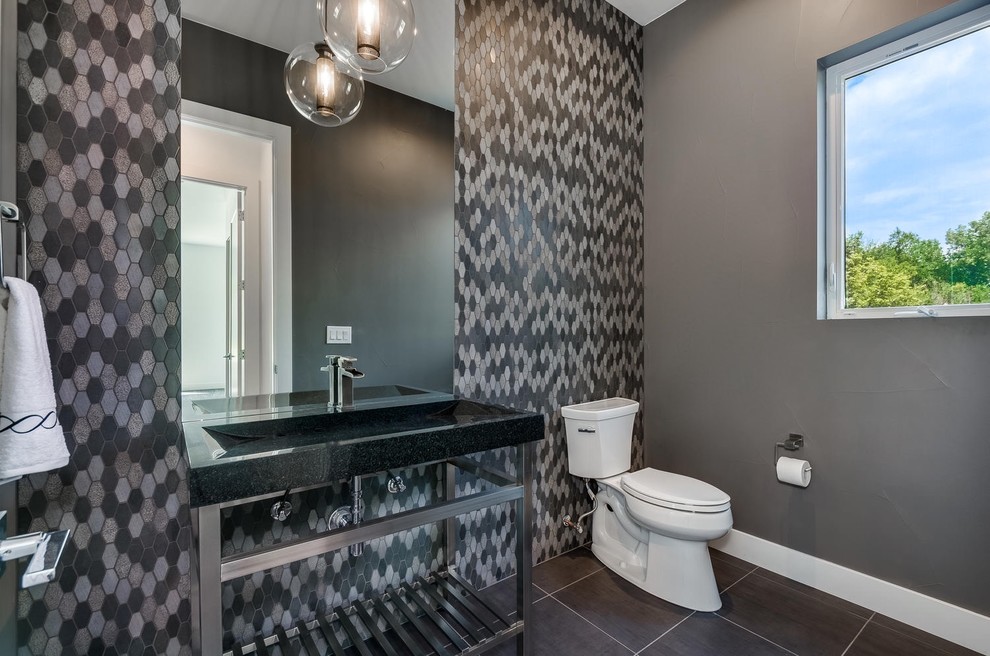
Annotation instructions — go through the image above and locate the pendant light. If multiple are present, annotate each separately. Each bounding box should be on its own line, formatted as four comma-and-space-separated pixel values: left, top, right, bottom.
284, 42, 365, 127
318, 0, 416, 75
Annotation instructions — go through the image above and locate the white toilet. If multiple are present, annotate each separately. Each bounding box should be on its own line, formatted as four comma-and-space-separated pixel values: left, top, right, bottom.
562, 398, 732, 612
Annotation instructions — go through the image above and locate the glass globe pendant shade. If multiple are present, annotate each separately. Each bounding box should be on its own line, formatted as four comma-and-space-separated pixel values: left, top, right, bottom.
284, 42, 364, 127
318, 0, 416, 75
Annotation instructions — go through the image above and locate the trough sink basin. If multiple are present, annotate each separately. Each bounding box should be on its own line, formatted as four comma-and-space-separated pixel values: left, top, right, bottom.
182, 399, 544, 507
185, 384, 448, 419
205, 400, 518, 457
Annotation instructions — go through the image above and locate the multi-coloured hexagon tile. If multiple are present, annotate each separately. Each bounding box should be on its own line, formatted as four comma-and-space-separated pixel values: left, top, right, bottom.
454, 0, 645, 576
14, 0, 186, 654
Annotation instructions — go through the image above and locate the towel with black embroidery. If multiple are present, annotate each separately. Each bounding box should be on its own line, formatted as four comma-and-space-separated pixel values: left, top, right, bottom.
0, 278, 70, 479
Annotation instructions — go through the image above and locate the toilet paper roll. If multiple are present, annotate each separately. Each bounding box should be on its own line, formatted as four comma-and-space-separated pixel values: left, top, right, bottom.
776, 456, 812, 487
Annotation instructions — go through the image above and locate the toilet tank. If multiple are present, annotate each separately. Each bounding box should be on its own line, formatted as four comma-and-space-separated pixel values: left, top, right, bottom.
562, 398, 640, 479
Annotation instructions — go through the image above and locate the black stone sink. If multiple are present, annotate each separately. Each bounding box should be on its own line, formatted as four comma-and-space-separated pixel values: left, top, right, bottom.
206, 400, 519, 455
182, 399, 544, 507
187, 384, 443, 418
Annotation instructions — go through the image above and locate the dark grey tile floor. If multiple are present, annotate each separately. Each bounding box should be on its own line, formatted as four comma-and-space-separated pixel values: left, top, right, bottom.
479, 546, 981, 656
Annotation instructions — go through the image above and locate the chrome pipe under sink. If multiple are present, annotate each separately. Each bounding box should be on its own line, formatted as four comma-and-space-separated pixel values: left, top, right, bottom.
329, 475, 365, 557
350, 476, 363, 557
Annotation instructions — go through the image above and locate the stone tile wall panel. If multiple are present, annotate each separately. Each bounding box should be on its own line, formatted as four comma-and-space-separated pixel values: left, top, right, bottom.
454, 0, 645, 582
14, 1, 186, 653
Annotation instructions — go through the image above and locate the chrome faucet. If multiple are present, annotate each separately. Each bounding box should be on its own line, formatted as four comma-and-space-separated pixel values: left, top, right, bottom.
321, 355, 365, 411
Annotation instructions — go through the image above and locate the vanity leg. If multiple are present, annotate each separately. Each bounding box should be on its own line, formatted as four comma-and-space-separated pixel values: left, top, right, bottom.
444, 462, 457, 571
195, 504, 223, 656
516, 442, 534, 655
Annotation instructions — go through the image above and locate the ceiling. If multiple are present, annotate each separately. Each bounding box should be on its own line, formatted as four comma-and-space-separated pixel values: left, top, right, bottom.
181, 0, 687, 112
181, 0, 455, 110
603, 0, 689, 25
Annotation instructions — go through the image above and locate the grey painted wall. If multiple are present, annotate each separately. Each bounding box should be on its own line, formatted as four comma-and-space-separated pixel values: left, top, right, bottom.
182, 21, 454, 394
643, 0, 990, 614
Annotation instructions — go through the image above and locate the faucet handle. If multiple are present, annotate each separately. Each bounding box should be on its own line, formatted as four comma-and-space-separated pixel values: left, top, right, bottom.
322, 355, 350, 372
327, 355, 358, 366
325, 355, 363, 377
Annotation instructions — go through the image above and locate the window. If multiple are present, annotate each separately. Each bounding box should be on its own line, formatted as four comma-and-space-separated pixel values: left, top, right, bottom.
822, 6, 990, 319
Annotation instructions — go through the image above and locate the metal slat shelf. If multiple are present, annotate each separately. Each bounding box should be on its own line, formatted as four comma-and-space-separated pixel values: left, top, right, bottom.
225, 572, 521, 656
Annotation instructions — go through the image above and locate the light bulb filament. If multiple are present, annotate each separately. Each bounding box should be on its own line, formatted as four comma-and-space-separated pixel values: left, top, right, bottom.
357, 0, 381, 61
315, 48, 336, 116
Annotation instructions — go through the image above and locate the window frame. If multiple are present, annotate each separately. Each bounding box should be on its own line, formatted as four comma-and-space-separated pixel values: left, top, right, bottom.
822, 4, 990, 320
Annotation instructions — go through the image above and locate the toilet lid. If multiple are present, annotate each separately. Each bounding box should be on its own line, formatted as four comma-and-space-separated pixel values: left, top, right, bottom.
621, 469, 730, 511
561, 397, 639, 420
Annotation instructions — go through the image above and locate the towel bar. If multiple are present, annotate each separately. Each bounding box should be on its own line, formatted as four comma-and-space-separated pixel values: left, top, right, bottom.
0, 510, 70, 588
0, 199, 26, 283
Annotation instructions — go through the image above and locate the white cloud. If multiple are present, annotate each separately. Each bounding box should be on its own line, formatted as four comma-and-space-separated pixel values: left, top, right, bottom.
842, 25, 990, 244
861, 186, 926, 206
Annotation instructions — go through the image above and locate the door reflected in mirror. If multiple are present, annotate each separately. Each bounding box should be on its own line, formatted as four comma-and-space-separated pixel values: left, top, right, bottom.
180, 179, 244, 400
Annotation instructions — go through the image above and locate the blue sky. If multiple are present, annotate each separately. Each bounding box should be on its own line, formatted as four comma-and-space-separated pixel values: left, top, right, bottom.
845, 24, 990, 246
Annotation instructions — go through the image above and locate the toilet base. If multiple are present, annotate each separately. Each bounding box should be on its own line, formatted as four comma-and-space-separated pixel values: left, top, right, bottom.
647, 532, 721, 611
592, 533, 722, 612
591, 484, 724, 612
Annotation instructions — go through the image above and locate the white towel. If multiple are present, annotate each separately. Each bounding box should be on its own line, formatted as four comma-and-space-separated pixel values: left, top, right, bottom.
0, 277, 70, 478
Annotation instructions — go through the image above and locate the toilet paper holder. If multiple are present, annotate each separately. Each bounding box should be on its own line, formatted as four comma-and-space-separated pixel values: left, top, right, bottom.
774, 433, 808, 467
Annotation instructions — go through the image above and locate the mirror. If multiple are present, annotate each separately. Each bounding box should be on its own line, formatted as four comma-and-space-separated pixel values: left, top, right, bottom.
178, 0, 455, 416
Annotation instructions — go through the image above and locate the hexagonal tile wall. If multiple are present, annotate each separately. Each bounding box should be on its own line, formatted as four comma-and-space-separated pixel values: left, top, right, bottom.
454, 0, 645, 580
14, 0, 186, 654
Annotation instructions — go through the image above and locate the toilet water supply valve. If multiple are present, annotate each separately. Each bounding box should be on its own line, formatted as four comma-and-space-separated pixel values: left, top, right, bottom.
562, 480, 599, 534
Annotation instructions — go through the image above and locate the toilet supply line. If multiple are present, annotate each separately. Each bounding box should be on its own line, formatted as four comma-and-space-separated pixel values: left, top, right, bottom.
562, 480, 599, 534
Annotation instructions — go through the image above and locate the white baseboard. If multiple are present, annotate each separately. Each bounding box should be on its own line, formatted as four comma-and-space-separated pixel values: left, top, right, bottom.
711, 529, 990, 655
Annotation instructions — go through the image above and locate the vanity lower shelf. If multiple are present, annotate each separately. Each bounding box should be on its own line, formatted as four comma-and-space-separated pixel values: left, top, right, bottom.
228, 571, 521, 656
187, 399, 542, 655
196, 448, 538, 654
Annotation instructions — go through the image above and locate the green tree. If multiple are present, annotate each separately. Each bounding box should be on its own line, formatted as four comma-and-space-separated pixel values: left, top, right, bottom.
845, 212, 990, 309
929, 281, 990, 305
946, 211, 990, 287
845, 232, 928, 308
877, 229, 947, 286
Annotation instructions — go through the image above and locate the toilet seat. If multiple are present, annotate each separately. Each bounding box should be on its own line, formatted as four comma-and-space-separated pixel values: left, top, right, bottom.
621, 468, 731, 513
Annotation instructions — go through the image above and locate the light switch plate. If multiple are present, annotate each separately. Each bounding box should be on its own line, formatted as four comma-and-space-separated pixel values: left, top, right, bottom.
326, 326, 352, 344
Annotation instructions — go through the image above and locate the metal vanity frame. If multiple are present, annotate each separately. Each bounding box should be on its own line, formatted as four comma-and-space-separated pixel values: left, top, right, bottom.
193, 443, 535, 656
